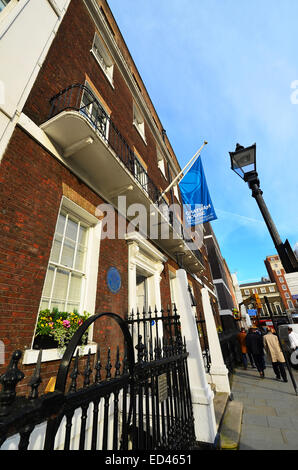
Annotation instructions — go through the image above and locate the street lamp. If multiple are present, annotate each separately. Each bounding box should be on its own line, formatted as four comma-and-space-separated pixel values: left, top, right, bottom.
229, 143, 298, 273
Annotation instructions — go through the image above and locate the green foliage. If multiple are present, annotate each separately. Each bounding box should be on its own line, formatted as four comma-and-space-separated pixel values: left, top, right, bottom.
35, 308, 90, 350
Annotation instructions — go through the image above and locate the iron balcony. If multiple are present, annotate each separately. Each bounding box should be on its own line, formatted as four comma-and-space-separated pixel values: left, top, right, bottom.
41, 84, 204, 273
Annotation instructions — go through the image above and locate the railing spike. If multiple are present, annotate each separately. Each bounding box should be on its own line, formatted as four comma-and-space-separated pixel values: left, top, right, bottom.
115, 346, 121, 377
28, 349, 43, 400
105, 348, 112, 380
94, 344, 102, 383
69, 350, 80, 393
0, 350, 25, 417
83, 348, 92, 387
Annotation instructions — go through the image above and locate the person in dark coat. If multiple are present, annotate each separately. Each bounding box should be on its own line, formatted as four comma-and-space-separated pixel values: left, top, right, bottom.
246, 326, 266, 378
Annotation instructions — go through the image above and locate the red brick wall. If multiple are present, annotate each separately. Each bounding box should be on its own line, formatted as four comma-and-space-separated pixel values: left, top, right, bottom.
0, 126, 128, 385
0, 0, 214, 393
23, 0, 170, 202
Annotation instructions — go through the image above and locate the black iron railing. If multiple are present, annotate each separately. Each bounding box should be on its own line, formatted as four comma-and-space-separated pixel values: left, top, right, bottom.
126, 305, 196, 450
48, 84, 164, 204
0, 309, 196, 451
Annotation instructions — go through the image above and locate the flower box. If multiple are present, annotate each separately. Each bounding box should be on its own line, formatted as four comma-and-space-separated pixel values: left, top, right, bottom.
34, 308, 90, 351
33, 335, 59, 350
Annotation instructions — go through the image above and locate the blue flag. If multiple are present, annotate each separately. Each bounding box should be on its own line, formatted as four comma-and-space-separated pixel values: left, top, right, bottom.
179, 156, 217, 226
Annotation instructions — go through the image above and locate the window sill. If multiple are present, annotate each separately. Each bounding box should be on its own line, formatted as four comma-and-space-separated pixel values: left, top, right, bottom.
22, 342, 97, 365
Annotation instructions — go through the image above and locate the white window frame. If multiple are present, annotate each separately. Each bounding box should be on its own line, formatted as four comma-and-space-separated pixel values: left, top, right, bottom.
279, 277, 284, 283
288, 300, 294, 309
282, 284, 287, 291
244, 289, 250, 295
157, 148, 167, 179
24, 197, 102, 364
40, 211, 89, 313
262, 303, 269, 316
91, 32, 114, 87
269, 286, 275, 292
260, 287, 266, 293
275, 303, 282, 314
133, 102, 146, 143
285, 292, 290, 298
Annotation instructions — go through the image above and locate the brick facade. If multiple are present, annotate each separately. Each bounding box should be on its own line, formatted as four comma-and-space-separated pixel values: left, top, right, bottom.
0, 0, 221, 390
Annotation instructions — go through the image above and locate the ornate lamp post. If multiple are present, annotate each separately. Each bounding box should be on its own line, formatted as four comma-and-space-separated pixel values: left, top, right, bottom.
229, 143, 298, 273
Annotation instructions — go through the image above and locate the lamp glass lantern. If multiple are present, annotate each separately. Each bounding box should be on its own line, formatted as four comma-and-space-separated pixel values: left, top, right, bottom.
229, 143, 256, 180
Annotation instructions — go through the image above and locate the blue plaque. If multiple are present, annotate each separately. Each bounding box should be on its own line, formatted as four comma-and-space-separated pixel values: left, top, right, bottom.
107, 267, 121, 294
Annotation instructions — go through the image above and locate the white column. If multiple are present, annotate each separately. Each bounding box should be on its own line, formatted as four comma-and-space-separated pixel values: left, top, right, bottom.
201, 288, 231, 394
175, 269, 217, 445
127, 242, 138, 314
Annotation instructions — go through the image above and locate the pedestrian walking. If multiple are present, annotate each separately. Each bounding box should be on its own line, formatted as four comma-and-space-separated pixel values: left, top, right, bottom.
246, 326, 266, 378
263, 327, 288, 382
237, 328, 248, 369
237, 327, 255, 368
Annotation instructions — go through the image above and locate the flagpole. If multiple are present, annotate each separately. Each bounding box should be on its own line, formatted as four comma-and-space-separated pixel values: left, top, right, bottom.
157, 141, 208, 202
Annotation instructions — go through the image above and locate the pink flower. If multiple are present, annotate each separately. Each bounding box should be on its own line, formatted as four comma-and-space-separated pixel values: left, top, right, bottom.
63, 320, 71, 328
49, 322, 54, 329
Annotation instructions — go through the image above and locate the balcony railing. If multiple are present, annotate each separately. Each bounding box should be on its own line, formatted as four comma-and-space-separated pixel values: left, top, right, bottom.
46, 84, 205, 269
48, 84, 165, 203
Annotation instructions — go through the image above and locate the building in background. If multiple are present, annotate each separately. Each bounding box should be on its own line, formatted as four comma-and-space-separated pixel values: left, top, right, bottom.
265, 255, 298, 315
239, 278, 289, 326
231, 273, 251, 329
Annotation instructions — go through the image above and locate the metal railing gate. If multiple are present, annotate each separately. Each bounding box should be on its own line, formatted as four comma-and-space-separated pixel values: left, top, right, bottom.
0, 309, 196, 450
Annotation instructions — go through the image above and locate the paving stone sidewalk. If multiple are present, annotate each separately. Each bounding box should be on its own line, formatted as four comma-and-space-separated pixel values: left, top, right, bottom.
230, 362, 298, 450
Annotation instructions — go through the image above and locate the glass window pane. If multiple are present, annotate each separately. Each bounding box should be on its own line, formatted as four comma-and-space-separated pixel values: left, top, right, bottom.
75, 245, 87, 271
78, 225, 87, 245
51, 300, 66, 311
68, 273, 82, 302
52, 268, 69, 301
65, 218, 78, 241
50, 234, 63, 263
40, 300, 50, 311
42, 266, 55, 298
60, 238, 75, 267
66, 302, 80, 312
57, 213, 66, 235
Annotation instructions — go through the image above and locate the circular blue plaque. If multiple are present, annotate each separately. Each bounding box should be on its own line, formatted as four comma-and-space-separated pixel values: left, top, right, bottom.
107, 267, 121, 294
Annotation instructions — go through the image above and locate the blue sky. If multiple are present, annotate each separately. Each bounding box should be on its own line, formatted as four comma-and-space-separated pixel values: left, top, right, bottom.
108, 0, 298, 283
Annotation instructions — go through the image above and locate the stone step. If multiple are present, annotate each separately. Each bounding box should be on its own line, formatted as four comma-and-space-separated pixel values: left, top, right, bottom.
213, 392, 229, 429
220, 400, 243, 450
